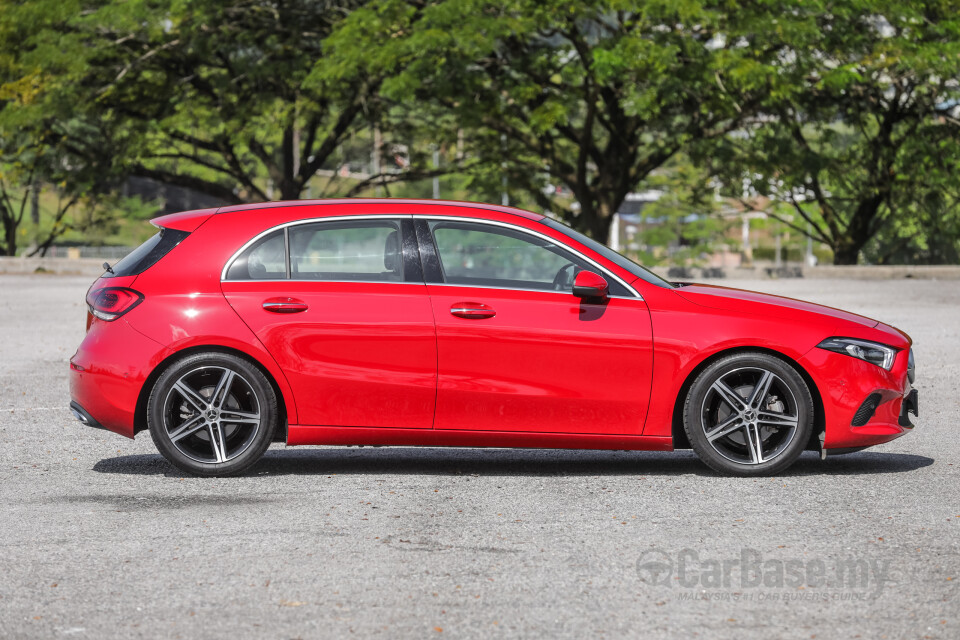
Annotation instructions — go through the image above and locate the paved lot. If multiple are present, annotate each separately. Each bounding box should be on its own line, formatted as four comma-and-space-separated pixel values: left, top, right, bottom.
0, 274, 957, 639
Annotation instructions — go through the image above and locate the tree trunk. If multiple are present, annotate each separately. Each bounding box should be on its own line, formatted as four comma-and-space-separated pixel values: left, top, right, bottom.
831, 195, 884, 265
570, 207, 611, 243
278, 125, 302, 201
1, 215, 16, 257
590, 214, 613, 246
278, 179, 302, 201
832, 242, 860, 265
570, 198, 612, 243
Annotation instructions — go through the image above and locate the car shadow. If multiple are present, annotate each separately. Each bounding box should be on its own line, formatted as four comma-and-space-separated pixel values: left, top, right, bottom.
91, 448, 934, 478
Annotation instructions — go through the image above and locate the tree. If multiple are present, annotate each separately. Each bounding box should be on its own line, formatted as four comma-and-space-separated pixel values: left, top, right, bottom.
0, 1, 128, 256
93, 0, 380, 202
718, 1, 960, 264
0, 157, 35, 257
5, 0, 449, 205
0, 124, 143, 256
626, 155, 726, 266
322, 0, 795, 240
863, 156, 960, 264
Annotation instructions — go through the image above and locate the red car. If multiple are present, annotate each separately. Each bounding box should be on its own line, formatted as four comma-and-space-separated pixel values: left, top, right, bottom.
69, 199, 918, 476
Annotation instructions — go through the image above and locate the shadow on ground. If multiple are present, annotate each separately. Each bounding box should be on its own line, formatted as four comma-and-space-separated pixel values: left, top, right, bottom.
92, 448, 934, 478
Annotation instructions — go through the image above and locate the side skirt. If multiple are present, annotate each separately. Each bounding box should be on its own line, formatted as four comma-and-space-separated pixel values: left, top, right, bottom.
287, 425, 673, 451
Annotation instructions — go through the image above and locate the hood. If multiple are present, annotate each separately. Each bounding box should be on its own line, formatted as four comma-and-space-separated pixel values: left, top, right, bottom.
673, 283, 879, 328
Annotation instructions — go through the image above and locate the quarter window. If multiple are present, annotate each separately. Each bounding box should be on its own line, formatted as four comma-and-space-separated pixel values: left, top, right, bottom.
225, 230, 286, 280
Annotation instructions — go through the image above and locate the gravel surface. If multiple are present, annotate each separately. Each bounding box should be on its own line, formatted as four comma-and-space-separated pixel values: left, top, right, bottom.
1, 274, 957, 639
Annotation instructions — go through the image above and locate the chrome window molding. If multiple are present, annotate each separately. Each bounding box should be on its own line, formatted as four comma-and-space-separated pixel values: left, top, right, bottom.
220, 212, 641, 299
424, 282, 638, 300
222, 279, 427, 286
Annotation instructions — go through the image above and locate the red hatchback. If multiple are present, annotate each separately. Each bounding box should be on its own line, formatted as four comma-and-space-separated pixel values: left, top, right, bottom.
69, 199, 917, 476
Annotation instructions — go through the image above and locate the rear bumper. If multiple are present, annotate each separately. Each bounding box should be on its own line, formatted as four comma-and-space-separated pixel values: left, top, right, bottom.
69, 401, 106, 430
69, 318, 173, 438
800, 347, 916, 450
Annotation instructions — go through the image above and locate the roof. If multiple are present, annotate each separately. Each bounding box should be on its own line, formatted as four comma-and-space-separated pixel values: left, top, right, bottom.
215, 198, 544, 221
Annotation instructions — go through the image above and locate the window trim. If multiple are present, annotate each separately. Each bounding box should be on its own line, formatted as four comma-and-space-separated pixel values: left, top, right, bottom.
283, 227, 291, 279
221, 214, 412, 282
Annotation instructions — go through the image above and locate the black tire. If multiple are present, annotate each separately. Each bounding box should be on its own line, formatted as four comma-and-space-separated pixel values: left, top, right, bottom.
147, 352, 278, 477
683, 352, 814, 476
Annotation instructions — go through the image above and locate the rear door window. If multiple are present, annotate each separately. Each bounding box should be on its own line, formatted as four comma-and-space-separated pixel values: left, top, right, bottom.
289, 220, 403, 282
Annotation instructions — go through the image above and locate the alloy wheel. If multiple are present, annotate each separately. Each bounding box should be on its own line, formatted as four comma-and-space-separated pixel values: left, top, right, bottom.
161, 366, 262, 464
699, 366, 801, 466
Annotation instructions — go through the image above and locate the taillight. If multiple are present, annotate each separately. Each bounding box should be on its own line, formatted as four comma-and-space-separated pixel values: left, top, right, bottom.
86, 287, 144, 321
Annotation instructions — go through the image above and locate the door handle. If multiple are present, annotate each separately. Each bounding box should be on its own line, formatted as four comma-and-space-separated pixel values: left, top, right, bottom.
262, 297, 309, 313
450, 302, 495, 319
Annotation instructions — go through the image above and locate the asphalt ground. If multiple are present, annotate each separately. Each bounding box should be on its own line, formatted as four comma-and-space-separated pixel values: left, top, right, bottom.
0, 274, 957, 639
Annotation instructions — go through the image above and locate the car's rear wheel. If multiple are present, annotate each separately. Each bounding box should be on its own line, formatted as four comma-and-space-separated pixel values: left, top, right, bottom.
147, 352, 277, 477
683, 352, 814, 476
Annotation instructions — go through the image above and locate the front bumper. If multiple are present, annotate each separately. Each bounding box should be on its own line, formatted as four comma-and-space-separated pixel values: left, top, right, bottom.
899, 388, 919, 427
799, 347, 916, 450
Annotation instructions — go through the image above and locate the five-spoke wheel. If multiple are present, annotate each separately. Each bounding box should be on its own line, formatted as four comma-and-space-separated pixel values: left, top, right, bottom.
147, 353, 277, 476
684, 352, 814, 476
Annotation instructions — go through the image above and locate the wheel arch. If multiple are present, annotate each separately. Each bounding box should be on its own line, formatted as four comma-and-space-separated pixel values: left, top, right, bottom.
670, 346, 825, 451
134, 345, 289, 442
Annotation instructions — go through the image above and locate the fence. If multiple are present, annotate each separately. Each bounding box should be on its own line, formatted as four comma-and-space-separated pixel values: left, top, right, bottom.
40, 246, 136, 260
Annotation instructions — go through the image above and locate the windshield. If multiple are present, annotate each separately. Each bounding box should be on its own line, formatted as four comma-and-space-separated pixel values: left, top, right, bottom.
539, 218, 674, 289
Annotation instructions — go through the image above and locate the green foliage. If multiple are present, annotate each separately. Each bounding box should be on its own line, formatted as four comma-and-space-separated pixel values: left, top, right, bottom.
0, 0, 155, 255
633, 156, 727, 264
864, 191, 960, 264
1, 0, 397, 212
1, 0, 959, 265
713, 0, 960, 264
321, 0, 790, 240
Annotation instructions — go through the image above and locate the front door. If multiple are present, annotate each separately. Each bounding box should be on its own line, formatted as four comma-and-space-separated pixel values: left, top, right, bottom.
419, 218, 653, 435
222, 217, 437, 429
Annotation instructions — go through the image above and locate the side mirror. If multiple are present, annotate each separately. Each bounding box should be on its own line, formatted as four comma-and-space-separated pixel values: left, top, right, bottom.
572, 270, 608, 299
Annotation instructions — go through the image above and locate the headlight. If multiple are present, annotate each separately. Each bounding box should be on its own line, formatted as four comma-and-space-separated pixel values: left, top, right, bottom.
817, 337, 897, 371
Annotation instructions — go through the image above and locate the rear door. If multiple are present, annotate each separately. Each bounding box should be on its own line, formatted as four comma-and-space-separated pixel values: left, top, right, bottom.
221, 216, 437, 429
417, 217, 654, 435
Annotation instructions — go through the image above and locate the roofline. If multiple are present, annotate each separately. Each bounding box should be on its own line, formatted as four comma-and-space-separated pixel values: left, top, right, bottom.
214, 198, 545, 221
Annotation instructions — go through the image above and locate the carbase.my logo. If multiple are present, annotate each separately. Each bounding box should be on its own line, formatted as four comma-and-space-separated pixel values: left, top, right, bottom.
636, 549, 674, 586
635, 547, 891, 597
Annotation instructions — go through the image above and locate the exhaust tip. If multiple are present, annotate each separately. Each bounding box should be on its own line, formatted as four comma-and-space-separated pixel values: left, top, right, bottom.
69, 401, 104, 430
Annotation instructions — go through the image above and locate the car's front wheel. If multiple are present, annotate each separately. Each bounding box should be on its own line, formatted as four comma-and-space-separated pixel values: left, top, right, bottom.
147, 352, 278, 477
683, 352, 814, 476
